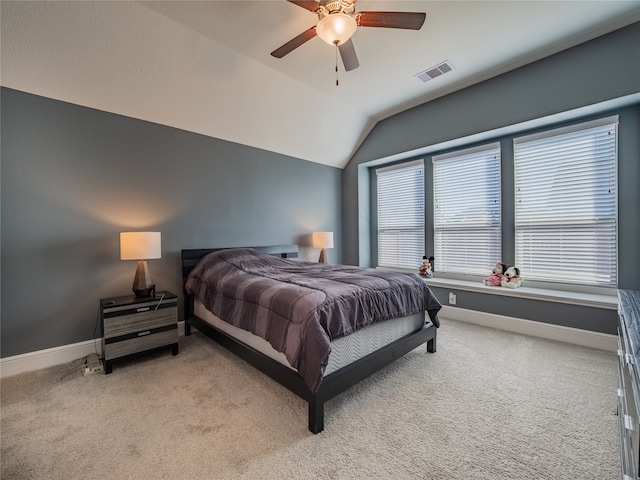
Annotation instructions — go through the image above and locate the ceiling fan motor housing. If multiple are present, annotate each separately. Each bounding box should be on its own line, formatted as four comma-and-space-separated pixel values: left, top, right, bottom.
317, 0, 356, 20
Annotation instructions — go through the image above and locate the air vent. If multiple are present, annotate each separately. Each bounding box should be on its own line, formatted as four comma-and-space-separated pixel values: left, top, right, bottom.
415, 60, 454, 83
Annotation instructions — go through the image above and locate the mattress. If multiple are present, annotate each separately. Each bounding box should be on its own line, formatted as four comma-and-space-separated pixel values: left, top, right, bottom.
194, 300, 426, 377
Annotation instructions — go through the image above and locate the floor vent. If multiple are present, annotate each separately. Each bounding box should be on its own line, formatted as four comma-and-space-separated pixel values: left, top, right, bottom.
415, 60, 454, 83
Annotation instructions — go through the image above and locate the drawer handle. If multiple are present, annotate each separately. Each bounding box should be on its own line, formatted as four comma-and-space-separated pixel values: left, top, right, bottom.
137, 307, 150, 313
138, 331, 151, 337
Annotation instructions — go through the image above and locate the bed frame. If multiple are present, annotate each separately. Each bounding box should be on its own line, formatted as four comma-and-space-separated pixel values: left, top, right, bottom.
181, 245, 437, 434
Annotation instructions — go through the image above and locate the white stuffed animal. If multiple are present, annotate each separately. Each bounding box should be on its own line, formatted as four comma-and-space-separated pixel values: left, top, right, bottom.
501, 267, 522, 288
483, 262, 507, 286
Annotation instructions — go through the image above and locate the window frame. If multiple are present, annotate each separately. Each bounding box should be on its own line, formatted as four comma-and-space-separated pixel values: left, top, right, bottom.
513, 116, 618, 288
432, 143, 502, 277
376, 159, 426, 270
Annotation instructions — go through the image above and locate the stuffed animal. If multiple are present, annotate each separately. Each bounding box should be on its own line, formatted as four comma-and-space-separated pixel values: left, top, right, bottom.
484, 262, 507, 286
501, 267, 523, 288
419, 255, 434, 278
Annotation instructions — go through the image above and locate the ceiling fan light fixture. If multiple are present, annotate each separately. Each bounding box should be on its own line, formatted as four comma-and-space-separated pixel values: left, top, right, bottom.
316, 13, 357, 46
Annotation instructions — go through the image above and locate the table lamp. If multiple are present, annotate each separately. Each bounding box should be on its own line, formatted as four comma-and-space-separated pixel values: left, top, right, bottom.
312, 231, 334, 263
120, 231, 161, 298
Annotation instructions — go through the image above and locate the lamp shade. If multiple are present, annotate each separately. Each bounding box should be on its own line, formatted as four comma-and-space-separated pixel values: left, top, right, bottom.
120, 232, 161, 260
312, 232, 334, 249
316, 14, 357, 46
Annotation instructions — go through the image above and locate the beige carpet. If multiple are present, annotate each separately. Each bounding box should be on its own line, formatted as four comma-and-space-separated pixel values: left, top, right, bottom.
1, 319, 619, 480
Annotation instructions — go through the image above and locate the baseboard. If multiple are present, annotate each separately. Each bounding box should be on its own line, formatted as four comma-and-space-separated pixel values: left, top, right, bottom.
440, 306, 617, 352
2, 315, 615, 378
0, 321, 188, 378
0, 338, 101, 378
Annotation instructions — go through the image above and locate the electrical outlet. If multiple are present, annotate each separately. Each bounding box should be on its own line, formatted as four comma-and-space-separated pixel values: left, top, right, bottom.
83, 363, 104, 376
448, 292, 457, 305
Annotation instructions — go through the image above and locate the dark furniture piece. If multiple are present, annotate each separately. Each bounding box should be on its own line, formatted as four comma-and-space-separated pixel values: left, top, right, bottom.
100, 290, 179, 374
181, 245, 437, 434
618, 289, 640, 479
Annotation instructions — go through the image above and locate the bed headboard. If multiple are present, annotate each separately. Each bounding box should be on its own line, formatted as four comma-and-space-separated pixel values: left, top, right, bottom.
180, 245, 299, 281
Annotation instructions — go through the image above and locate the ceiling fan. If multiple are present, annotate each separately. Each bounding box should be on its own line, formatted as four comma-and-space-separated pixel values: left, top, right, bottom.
270, 0, 426, 72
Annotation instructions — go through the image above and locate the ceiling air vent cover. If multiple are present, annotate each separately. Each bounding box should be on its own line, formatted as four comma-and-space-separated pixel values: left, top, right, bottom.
415, 60, 454, 83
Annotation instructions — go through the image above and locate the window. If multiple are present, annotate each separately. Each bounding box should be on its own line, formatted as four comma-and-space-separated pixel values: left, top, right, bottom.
433, 143, 501, 275
514, 117, 617, 286
377, 160, 425, 269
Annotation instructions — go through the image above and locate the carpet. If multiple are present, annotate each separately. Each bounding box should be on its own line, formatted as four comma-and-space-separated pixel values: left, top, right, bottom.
1, 319, 619, 479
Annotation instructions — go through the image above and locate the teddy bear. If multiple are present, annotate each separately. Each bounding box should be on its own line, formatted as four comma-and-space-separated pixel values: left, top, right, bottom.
501, 266, 523, 288
483, 262, 507, 286
419, 255, 434, 278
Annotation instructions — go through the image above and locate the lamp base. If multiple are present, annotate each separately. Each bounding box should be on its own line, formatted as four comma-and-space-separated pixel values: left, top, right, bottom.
132, 260, 155, 298
318, 248, 327, 263
133, 286, 155, 298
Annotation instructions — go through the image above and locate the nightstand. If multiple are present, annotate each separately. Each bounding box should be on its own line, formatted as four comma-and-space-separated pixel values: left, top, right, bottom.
100, 290, 179, 374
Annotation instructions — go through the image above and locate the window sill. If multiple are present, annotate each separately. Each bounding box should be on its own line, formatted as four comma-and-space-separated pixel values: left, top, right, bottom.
423, 277, 618, 310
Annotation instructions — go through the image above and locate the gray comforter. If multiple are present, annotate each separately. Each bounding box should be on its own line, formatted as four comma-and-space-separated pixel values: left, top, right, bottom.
185, 248, 441, 392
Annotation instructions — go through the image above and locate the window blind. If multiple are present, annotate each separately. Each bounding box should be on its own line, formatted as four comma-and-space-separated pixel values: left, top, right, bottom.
377, 160, 425, 269
433, 143, 501, 275
514, 117, 617, 286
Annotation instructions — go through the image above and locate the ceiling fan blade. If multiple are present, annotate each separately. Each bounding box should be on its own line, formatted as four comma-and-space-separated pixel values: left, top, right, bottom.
287, 0, 320, 12
338, 39, 359, 71
271, 26, 317, 58
357, 11, 426, 30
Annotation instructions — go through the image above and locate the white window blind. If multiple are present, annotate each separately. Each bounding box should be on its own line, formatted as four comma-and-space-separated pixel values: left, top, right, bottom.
377, 160, 425, 269
433, 143, 501, 275
514, 117, 617, 286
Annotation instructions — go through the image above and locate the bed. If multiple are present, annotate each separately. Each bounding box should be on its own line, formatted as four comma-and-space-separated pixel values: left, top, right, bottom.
181, 245, 441, 433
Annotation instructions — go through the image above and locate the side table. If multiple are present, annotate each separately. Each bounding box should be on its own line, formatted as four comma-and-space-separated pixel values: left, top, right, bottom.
100, 290, 179, 374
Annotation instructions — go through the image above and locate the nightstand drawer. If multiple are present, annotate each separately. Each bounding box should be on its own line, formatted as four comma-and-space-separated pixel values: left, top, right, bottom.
100, 290, 179, 374
104, 325, 178, 360
104, 306, 177, 338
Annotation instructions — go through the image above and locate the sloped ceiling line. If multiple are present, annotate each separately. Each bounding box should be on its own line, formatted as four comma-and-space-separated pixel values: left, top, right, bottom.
2, 0, 639, 169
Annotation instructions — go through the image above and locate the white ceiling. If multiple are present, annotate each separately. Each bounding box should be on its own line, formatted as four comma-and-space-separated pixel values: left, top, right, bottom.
2, 1, 639, 168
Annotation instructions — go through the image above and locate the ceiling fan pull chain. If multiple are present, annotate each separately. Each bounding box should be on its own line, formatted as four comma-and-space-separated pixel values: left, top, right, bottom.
335, 42, 339, 86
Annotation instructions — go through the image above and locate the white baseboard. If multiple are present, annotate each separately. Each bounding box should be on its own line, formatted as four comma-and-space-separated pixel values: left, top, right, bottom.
440, 306, 617, 352
0, 321, 188, 379
1, 315, 615, 378
0, 338, 101, 378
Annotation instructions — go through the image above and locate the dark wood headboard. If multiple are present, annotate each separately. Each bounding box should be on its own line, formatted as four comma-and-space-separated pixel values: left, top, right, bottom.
180, 245, 299, 281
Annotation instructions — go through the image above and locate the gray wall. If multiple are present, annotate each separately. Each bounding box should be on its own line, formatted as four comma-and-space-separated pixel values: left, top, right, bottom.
341, 22, 640, 334
1, 88, 341, 358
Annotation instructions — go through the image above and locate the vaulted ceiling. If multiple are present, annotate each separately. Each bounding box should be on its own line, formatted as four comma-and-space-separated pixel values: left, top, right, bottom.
2, 1, 639, 168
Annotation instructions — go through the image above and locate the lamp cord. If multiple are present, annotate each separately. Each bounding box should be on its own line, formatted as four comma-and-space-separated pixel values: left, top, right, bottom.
154, 293, 165, 310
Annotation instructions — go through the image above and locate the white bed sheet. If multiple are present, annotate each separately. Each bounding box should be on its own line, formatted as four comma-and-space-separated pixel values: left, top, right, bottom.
194, 300, 425, 377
